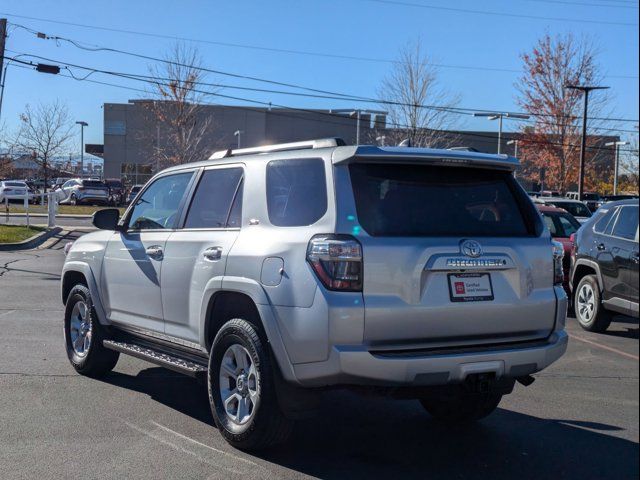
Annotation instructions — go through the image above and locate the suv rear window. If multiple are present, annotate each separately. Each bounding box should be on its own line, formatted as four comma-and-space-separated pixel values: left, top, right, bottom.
266, 158, 327, 226
349, 164, 534, 237
82, 180, 106, 188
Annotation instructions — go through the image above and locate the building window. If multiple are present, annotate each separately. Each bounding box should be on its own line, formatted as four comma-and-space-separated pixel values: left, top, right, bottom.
121, 163, 155, 187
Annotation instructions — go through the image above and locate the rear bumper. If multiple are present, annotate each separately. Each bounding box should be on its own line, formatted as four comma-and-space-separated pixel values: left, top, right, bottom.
293, 330, 568, 387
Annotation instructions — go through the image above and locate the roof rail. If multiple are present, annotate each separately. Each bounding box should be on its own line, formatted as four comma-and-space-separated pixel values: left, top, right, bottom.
209, 138, 345, 160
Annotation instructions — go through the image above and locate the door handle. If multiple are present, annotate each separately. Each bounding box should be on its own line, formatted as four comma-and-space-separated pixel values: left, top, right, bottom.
596, 243, 606, 251
145, 245, 164, 260
203, 246, 223, 261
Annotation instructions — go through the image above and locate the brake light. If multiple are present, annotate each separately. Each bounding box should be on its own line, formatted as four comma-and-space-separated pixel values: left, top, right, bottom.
307, 234, 363, 291
552, 240, 564, 285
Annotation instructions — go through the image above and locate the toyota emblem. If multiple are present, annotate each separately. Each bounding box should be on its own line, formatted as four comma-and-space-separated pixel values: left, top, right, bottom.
461, 239, 483, 258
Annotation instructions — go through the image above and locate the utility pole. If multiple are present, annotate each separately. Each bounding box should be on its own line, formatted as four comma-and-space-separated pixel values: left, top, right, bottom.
605, 141, 629, 195
0, 18, 8, 122
565, 85, 609, 200
76, 121, 88, 177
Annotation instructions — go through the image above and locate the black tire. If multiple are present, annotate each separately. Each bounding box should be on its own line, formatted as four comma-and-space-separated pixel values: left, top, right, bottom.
208, 318, 293, 450
420, 392, 503, 423
70, 194, 78, 206
64, 284, 119, 377
574, 274, 612, 333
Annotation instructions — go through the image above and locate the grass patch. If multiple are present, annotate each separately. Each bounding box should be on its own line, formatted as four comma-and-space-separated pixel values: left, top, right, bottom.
0, 225, 46, 244
5, 204, 126, 215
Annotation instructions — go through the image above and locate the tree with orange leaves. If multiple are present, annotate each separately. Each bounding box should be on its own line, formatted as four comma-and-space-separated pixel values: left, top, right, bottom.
515, 33, 613, 193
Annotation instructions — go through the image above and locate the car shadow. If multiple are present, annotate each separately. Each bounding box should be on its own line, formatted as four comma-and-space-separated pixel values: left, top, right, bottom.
606, 315, 640, 339
100, 368, 638, 479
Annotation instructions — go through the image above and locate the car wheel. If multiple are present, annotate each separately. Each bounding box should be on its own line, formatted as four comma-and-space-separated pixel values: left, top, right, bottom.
208, 318, 293, 450
420, 392, 503, 423
64, 284, 119, 377
70, 194, 78, 206
575, 275, 612, 332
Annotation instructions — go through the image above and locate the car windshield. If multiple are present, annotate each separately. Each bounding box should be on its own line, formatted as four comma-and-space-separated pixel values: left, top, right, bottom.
349, 163, 535, 237
549, 201, 591, 218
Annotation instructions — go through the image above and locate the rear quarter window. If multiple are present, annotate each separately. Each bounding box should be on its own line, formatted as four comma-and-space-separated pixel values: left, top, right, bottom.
349, 163, 535, 237
266, 158, 327, 227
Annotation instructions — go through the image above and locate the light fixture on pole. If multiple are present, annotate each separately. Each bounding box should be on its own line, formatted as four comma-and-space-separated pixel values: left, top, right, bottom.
75, 121, 88, 178
507, 139, 520, 158
375, 135, 386, 146
474, 112, 530, 154
565, 85, 609, 200
332, 109, 387, 145
605, 141, 629, 195
234, 130, 244, 149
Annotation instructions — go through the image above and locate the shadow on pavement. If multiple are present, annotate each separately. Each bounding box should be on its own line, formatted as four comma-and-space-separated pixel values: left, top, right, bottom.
101, 367, 639, 480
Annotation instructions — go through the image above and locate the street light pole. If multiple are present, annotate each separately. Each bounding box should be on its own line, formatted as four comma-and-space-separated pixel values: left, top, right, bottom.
332, 109, 387, 145
565, 85, 609, 200
234, 130, 244, 149
605, 141, 629, 195
474, 112, 530, 154
75, 121, 88, 178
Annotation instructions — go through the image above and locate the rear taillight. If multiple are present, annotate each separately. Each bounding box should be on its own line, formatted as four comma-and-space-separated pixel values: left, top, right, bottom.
307, 234, 363, 292
552, 240, 564, 285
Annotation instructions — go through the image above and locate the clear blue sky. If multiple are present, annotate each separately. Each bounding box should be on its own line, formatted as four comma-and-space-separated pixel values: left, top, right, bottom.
1, 0, 638, 151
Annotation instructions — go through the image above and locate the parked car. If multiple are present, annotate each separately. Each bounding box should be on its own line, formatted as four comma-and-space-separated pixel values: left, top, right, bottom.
540, 190, 561, 197
569, 199, 639, 332
61, 139, 568, 450
534, 197, 592, 223
56, 178, 110, 206
537, 205, 581, 294
0, 180, 36, 204
565, 191, 601, 212
126, 184, 143, 204
104, 179, 125, 206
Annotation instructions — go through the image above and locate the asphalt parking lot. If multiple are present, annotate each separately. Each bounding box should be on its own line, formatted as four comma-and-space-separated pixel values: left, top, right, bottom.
1, 230, 638, 480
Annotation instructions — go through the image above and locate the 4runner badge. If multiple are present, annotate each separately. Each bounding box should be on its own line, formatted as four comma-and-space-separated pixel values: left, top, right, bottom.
461, 240, 483, 258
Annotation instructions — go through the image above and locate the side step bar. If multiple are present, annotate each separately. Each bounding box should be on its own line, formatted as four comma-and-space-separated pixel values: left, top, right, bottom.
103, 340, 208, 380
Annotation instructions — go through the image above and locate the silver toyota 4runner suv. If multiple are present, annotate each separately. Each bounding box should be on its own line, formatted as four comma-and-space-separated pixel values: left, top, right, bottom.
61, 138, 568, 450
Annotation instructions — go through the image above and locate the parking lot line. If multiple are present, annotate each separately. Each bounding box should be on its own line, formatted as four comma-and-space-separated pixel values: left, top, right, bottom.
569, 333, 639, 361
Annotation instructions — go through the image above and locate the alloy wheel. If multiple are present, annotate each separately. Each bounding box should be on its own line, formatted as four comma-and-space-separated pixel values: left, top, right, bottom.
218, 344, 259, 426
69, 300, 92, 357
577, 283, 596, 323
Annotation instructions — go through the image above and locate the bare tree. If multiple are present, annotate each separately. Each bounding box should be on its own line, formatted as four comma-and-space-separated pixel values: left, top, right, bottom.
146, 43, 216, 169
515, 33, 613, 193
14, 101, 74, 191
378, 41, 461, 147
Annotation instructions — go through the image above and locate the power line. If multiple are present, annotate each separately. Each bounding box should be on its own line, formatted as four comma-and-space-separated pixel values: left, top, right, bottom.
6, 55, 636, 155
7, 43, 639, 132
3, 13, 638, 80
522, 0, 638, 8
350, 0, 639, 25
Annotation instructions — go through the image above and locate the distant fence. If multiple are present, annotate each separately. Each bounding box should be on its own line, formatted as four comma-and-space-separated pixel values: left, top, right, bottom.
2, 192, 58, 227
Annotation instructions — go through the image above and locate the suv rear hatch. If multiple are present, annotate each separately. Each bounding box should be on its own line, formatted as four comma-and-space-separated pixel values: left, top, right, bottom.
342, 159, 556, 350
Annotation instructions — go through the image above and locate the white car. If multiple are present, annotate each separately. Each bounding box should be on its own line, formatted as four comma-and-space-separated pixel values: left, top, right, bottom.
0, 180, 36, 204
533, 197, 592, 224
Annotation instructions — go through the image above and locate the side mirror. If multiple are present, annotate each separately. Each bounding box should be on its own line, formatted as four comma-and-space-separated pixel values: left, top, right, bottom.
92, 208, 121, 230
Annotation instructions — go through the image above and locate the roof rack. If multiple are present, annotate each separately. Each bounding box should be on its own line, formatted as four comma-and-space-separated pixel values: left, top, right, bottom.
209, 138, 345, 160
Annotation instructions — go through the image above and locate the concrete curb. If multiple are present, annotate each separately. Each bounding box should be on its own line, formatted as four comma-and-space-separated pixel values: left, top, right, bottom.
4, 213, 93, 219
0, 227, 63, 251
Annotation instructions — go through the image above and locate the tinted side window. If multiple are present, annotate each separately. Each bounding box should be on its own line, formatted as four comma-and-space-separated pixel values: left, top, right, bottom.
227, 180, 243, 228
542, 215, 558, 236
266, 158, 327, 227
184, 168, 243, 229
612, 206, 639, 240
128, 172, 193, 230
594, 208, 617, 233
558, 214, 579, 237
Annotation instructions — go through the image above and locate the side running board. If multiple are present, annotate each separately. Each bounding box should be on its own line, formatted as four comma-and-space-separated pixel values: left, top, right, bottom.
103, 340, 208, 380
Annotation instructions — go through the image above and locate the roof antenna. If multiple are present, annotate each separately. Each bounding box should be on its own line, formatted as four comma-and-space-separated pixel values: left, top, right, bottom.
398, 138, 412, 147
